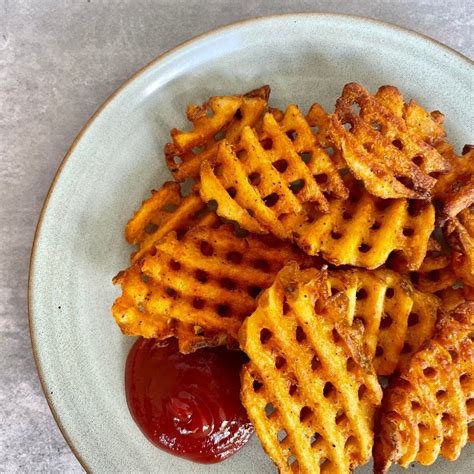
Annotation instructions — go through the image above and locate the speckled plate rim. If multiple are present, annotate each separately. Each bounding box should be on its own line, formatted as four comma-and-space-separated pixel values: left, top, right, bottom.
28, 12, 473, 472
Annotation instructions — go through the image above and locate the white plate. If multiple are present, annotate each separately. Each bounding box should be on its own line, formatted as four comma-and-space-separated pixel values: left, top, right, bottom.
29, 14, 473, 473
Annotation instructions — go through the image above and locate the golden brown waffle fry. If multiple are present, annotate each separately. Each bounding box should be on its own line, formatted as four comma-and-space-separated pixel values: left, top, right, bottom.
434, 143, 474, 221
240, 264, 382, 473
322, 83, 449, 199
125, 181, 218, 262
200, 105, 346, 239
112, 265, 227, 353
165, 86, 270, 181
373, 304, 474, 473
113, 225, 311, 350
328, 268, 440, 376
286, 182, 435, 270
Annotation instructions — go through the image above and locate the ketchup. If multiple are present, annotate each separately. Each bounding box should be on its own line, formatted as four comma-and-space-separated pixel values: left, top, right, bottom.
125, 338, 254, 463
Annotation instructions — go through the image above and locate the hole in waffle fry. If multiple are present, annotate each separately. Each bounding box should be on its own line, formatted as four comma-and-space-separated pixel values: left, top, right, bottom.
217, 304, 231, 317
391, 139, 404, 150
176, 229, 186, 240
263, 193, 280, 207
344, 122, 353, 131
332, 329, 341, 343
195, 269, 208, 283
265, 403, 276, 418
248, 172, 261, 185
315, 173, 328, 184
299, 152, 311, 163
169, 259, 181, 271
192, 297, 205, 309
375, 346, 384, 357
402, 342, 413, 353
345, 436, 357, 450
261, 138, 273, 150
296, 326, 307, 342
299, 406, 312, 422
374, 199, 393, 211
412, 155, 424, 166
436, 390, 448, 402
467, 399, 474, 413
287, 454, 297, 466
371, 221, 381, 230
418, 423, 429, 434
347, 357, 356, 371
408, 200, 424, 217
323, 382, 335, 398
260, 328, 272, 344
320, 458, 330, 468
385, 288, 395, 298
356, 288, 368, 300
371, 122, 381, 131
226, 187, 237, 198
449, 350, 459, 362
166, 287, 177, 297
214, 130, 225, 141
408, 312, 419, 326
137, 304, 145, 313
423, 367, 437, 378
253, 380, 263, 392
275, 356, 286, 370
283, 300, 290, 315
311, 354, 322, 371
358, 384, 367, 399
207, 199, 218, 211
310, 432, 321, 446
192, 146, 205, 154
144, 223, 158, 234
411, 400, 421, 410
342, 211, 353, 220
354, 316, 365, 328
331, 287, 341, 296
460, 373, 470, 388
226, 251, 242, 264
286, 130, 297, 141
325, 146, 334, 156
363, 142, 374, 153
199, 241, 214, 256
248, 286, 262, 298
272, 159, 288, 172
278, 429, 288, 442
253, 259, 271, 272
359, 243, 371, 253
336, 411, 348, 425
289, 179, 305, 194
380, 313, 393, 329
289, 384, 298, 396
403, 227, 415, 237
140, 273, 150, 283
220, 278, 237, 290
331, 231, 343, 240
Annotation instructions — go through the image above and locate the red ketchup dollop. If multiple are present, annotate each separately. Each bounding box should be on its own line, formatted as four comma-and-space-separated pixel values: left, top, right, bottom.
125, 337, 254, 463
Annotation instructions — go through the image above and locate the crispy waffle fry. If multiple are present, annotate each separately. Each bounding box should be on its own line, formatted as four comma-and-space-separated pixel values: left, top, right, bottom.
200, 105, 346, 239
125, 181, 218, 262
373, 304, 474, 472
321, 83, 449, 199
113, 225, 311, 351
286, 182, 435, 270
328, 268, 440, 376
165, 86, 270, 181
240, 264, 382, 473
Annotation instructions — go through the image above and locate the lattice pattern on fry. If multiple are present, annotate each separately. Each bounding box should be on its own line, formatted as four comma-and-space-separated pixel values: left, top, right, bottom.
328, 268, 440, 376
285, 181, 435, 270
165, 86, 270, 181
434, 143, 474, 221
200, 105, 346, 239
321, 83, 449, 199
240, 264, 382, 473
113, 225, 310, 350
125, 181, 218, 262
373, 304, 474, 473
112, 265, 228, 353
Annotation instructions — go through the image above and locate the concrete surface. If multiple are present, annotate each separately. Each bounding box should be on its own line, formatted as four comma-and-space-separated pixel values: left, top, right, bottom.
0, 0, 472, 472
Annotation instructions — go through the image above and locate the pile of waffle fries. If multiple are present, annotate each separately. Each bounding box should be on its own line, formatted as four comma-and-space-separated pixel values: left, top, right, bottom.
112, 83, 473, 473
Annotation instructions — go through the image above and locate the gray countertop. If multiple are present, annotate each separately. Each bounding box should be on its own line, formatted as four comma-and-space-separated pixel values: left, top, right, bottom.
1, 1, 472, 472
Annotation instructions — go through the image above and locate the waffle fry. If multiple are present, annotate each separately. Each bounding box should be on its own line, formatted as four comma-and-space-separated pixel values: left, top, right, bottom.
373, 304, 474, 473
113, 225, 311, 350
323, 83, 449, 199
125, 181, 218, 262
240, 264, 382, 473
200, 105, 346, 239
329, 268, 440, 375
287, 182, 435, 270
165, 86, 270, 181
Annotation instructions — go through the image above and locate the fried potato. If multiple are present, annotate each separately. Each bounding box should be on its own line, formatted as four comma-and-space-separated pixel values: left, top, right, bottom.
240, 264, 382, 473
329, 268, 440, 376
113, 225, 311, 350
125, 181, 218, 262
286, 181, 435, 270
200, 105, 346, 239
373, 304, 474, 472
165, 86, 270, 181
319, 83, 449, 199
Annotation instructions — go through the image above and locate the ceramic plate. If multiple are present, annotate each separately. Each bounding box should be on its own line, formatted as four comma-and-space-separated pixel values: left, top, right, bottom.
29, 14, 473, 473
